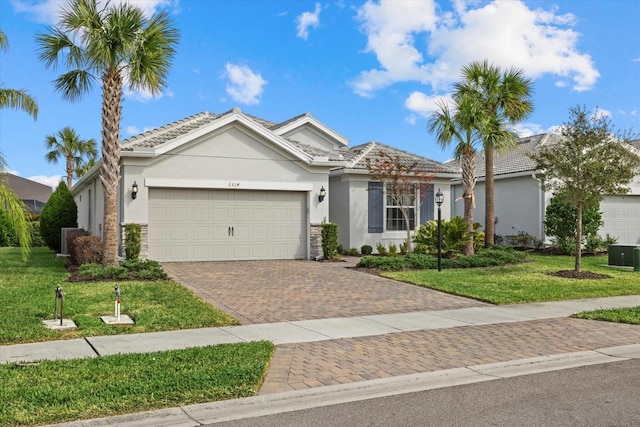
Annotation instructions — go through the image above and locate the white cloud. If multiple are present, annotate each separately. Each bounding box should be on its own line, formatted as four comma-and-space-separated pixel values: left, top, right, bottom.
223, 63, 267, 105
352, 0, 599, 97
11, 0, 180, 24
296, 3, 322, 40
352, 0, 438, 96
404, 91, 452, 117
591, 108, 612, 120
27, 175, 61, 189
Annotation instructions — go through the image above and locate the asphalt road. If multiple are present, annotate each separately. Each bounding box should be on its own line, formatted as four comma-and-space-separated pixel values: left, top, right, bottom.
210, 359, 640, 427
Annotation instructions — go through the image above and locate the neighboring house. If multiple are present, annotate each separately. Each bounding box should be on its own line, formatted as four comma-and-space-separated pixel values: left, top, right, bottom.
1, 173, 52, 214
450, 134, 640, 245
72, 108, 461, 262
329, 142, 460, 251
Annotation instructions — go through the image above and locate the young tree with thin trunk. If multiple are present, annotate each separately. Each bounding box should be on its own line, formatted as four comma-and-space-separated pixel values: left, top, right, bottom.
36, 0, 179, 265
530, 105, 639, 273
455, 60, 534, 248
44, 127, 97, 188
366, 150, 436, 253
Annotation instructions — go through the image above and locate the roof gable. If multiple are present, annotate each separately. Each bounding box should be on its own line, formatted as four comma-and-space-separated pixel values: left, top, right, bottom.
338, 141, 460, 175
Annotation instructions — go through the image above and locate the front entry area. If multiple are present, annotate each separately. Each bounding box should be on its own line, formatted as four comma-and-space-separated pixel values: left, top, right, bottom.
148, 188, 307, 261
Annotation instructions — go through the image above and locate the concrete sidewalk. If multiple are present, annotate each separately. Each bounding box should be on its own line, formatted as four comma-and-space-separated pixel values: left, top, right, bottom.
3, 295, 640, 364
4, 295, 640, 426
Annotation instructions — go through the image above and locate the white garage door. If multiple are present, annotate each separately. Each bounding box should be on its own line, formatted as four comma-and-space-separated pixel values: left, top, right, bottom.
600, 196, 640, 245
148, 188, 307, 261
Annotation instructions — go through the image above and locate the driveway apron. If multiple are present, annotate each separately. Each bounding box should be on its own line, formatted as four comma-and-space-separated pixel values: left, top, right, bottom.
162, 259, 487, 324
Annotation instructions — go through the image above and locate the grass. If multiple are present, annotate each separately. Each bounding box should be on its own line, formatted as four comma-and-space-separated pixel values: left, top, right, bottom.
574, 307, 640, 324
0, 341, 274, 427
384, 254, 640, 305
0, 247, 238, 345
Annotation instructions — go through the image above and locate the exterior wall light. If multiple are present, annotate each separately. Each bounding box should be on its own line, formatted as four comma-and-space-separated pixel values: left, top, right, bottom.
319, 186, 326, 202
132, 181, 139, 200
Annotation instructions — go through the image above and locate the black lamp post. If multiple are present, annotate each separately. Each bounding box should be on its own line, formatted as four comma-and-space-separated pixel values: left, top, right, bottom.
435, 188, 444, 272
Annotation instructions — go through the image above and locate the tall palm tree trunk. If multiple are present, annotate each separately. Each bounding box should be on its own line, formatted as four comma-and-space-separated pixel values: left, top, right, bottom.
65, 155, 74, 188
100, 70, 123, 266
462, 148, 475, 255
484, 145, 495, 248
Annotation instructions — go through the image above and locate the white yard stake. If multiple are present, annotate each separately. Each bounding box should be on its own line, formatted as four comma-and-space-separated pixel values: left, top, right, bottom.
115, 284, 121, 322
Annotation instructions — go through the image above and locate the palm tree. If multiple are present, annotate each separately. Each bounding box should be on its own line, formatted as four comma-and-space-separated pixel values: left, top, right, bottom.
0, 29, 39, 119
428, 94, 487, 255
455, 61, 533, 247
44, 127, 97, 188
0, 29, 37, 260
36, 0, 179, 265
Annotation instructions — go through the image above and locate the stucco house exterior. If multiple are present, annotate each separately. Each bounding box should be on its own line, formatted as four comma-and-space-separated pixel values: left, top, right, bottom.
451, 134, 640, 245
329, 142, 460, 251
72, 108, 461, 261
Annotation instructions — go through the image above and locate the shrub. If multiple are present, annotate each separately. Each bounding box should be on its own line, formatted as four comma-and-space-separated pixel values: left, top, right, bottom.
376, 242, 387, 256
356, 247, 527, 271
0, 209, 17, 246
505, 233, 535, 250
585, 234, 618, 255
67, 228, 90, 263
124, 223, 142, 261
40, 181, 77, 252
388, 243, 398, 256
79, 263, 127, 280
399, 241, 408, 255
544, 192, 601, 253
79, 259, 168, 280
122, 259, 168, 280
413, 216, 480, 257
321, 222, 339, 259
346, 247, 359, 256
29, 220, 45, 247
361, 245, 373, 255
73, 235, 103, 265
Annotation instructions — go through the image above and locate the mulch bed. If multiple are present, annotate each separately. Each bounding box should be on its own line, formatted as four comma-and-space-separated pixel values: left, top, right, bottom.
547, 270, 613, 280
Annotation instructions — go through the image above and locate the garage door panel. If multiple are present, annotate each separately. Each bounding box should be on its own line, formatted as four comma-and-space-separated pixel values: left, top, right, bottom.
600, 196, 640, 244
149, 188, 307, 261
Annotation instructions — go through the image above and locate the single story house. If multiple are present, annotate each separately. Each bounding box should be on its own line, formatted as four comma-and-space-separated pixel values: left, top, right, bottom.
329, 141, 460, 251
2, 173, 52, 214
71, 108, 459, 261
450, 134, 640, 245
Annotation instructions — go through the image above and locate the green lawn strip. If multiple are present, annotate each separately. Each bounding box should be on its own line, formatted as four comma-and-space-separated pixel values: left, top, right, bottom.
0, 247, 238, 345
0, 341, 274, 427
574, 307, 640, 324
383, 254, 640, 305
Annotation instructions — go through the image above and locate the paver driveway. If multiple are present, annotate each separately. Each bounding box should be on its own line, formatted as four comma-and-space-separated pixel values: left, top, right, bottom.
162, 259, 487, 324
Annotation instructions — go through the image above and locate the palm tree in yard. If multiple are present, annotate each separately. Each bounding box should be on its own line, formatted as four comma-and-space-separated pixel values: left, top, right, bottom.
45, 127, 97, 188
0, 29, 37, 259
36, 0, 179, 265
455, 60, 534, 248
428, 93, 487, 256
0, 29, 39, 120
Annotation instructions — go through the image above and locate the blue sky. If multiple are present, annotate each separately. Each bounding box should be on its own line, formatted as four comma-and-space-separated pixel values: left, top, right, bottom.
1, 0, 638, 189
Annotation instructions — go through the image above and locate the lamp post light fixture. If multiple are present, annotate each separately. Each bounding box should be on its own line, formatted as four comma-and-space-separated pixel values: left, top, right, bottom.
131, 181, 139, 200
435, 188, 444, 272
319, 186, 326, 202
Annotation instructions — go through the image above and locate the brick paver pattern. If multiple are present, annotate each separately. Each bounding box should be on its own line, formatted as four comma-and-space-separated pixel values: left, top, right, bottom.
163, 260, 486, 324
259, 318, 640, 394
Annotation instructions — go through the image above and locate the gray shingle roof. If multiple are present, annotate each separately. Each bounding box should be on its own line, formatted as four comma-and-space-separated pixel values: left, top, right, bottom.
446, 133, 561, 178
1, 173, 52, 213
121, 112, 221, 151
340, 141, 460, 174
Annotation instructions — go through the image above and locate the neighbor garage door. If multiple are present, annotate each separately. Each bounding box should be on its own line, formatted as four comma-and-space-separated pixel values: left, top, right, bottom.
148, 188, 307, 261
600, 195, 640, 245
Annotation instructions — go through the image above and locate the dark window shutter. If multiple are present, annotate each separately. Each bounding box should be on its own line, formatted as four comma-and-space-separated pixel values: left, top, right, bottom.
420, 183, 435, 224
368, 181, 384, 233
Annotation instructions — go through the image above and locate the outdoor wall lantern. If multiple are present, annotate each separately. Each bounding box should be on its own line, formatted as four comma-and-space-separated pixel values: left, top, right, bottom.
435, 188, 444, 272
319, 186, 326, 202
131, 181, 139, 200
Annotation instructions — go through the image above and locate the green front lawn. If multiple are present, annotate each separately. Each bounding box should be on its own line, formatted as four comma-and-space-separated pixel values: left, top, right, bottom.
384, 254, 640, 305
0, 247, 238, 345
0, 342, 274, 427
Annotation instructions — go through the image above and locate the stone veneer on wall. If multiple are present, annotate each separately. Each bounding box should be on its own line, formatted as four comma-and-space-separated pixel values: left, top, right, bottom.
310, 223, 323, 259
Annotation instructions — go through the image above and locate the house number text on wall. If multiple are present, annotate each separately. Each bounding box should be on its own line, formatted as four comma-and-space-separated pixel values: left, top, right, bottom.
228, 182, 240, 188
